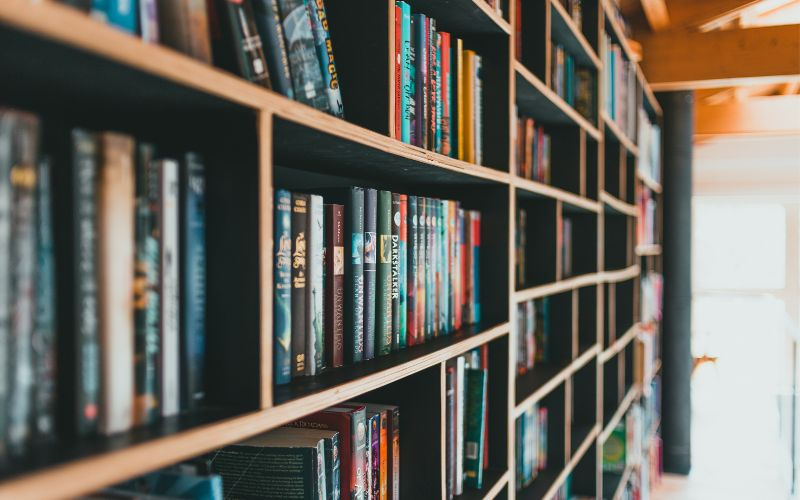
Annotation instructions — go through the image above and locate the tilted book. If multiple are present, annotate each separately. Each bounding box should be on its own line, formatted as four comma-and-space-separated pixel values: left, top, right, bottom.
307, 0, 345, 117
252, 0, 295, 98
274, 189, 293, 385
211, 0, 271, 87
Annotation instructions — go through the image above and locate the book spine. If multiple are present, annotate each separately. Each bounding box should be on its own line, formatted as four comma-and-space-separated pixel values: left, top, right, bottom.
439, 200, 448, 334
98, 133, 135, 435
369, 413, 380, 500
181, 153, 206, 409
306, 194, 324, 375
160, 159, 180, 418
406, 12, 417, 146
139, 0, 159, 42
445, 366, 455, 498
471, 211, 481, 323
462, 211, 471, 324
398, 195, 407, 349
378, 410, 388, 500
455, 39, 464, 161
464, 369, 487, 488
474, 55, 482, 165
413, 13, 427, 149
448, 201, 457, 332
454, 357, 465, 495
376, 190, 393, 356
133, 143, 159, 425
440, 32, 451, 157
33, 156, 56, 441
462, 51, 475, 164
426, 198, 434, 338
274, 189, 293, 384
291, 193, 308, 376
400, 2, 413, 144
324, 203, 344, 368
277, 0, 331, 112
394, 3, 402, 140
363, 188, 377, 360
93, 0, 139, 33
221, 0, 271, 87
316, 438, 327, 498
391, 193, 400, 350
435, 32, 443, 153
352, 408, 368, 500
390, 407, 400, 500
406, 196, 417, 346
345, 188, 365, 364
428, 19, 437, 152
432, 201, 440, 337
306, 0, 344, 117
252, 0, 295, 98
454, 207, 463, 330
6, 114, 39, 453
418, 197, 427, 340
156, 0, 213, 63
329, 432, 341, 500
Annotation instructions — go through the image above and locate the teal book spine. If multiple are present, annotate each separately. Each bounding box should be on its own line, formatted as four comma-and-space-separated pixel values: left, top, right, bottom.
439, 200, 448, 334
306, 194, 324, 374
352, 407, 368, 500
398, 194, 407, 349
92, 0, 139, 34
423, 198, 432, 339
471, 211, 481, 323
399, 2, 412, 143
273, 189, 292, 385
376, 190, 393, 356
346, 187, 365, 364
463, 368, 487, 488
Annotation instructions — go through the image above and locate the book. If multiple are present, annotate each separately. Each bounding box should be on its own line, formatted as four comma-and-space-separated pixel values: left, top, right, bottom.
157, 0, 213, 63
277, 0, 331, 112
397, 194, 407, 349
429, 20, 439, 153
453, 356, 465, 495
417, 197, 426, 340
376, 190, 393, 356
159, 159, 180, 418
213, 0, 271, 87
406, 195, 417, 346
133, 143, 159, 425
394, 2, 401, 140
324, 203, 344, 369
399, 2, 413, 144
445, 366, 455, 499
376, 409, 389, 500
291, 193, 308, 376
274, 189, 293, 385
390, 193, 401, 350
139, 0, 159, 43
463, 368, 487, 488
367, 411, 380, 499
473, 54, 483, 166
363, 188, 377, 360
275, 426, 341, 500
426, 198, 434, 338
361, 404, 399, 500
306, 0, 344, 117
405, 12, 417, 146
470, 211, 481, 323
461, 50, 474, 164
181, 153, 206, 409
306, 194, 324, 375
97, 132, 135, 435
413, 13, 427, 149
252, 0, 295, 98
440, 32, 451, 157
345, 188, 365, 364
92, 0, 139, 33
451, 37, 462, 159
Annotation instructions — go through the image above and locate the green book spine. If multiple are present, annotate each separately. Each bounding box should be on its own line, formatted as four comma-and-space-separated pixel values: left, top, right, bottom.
363, 188, 377, 360
376, 190, 393, 356
417, 197, 426, 341
439, 200, 448, 335
463, 368, 487, 488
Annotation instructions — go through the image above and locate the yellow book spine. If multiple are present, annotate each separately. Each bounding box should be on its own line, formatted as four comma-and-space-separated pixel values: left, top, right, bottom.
462, 50, 475, 164
456, 39, 464, 161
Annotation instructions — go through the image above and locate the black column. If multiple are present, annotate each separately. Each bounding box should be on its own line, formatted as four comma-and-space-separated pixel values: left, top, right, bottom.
658, 90, 693, 475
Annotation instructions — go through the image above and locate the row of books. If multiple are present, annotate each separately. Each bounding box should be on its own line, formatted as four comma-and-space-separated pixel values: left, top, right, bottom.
637, 110, 662, 185
0, 108, 208, 459
515, 403, 548, 489
393, 3, 485, 165
602, 34, 637, 139
274, 188, 482, 384
637, 186, 657, 246
445, 347, 490, 497
63, 0, 344, 116
557, 0, 583, 30
516, 298, 549, 376
551, 43, 596, 123
513, 113, 552, 183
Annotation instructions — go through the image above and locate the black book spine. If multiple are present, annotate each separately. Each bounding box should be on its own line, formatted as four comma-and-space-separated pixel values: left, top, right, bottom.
345, 187, 365, 364
291, 193, 308, 377
363, 188, 377, 361
218, 0, 272, 87
252, 0, 295, 98
390, 193, 401, 349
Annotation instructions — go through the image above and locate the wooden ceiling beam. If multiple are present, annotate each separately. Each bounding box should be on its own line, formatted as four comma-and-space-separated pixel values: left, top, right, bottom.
695, 94, 800, 138
639, 23, 800, 90
662, 0, 761, 30
640, 0, 670, 31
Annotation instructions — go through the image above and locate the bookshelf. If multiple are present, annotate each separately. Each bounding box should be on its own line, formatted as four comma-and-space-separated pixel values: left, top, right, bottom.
0, 0, 663, 498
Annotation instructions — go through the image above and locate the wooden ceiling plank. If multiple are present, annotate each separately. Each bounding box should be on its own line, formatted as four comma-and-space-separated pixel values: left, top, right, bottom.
695, 94, 800, 137
641, 0, 670, 31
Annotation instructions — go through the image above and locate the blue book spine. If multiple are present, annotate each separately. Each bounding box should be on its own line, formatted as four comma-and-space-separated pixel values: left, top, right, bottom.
273, 189, 292, 385
93, 0, 139, 33
399, 2, 412, 143
439, 200, 449, 334
306, 0, 345, 117
182, 154, 206, 409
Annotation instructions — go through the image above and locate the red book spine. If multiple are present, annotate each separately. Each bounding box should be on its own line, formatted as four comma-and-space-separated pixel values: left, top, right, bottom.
394, 5, 402, 139
325, 204, 345, 368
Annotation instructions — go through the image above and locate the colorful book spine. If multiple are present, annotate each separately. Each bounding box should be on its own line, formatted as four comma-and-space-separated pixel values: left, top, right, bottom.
376, 190, 393, 356
398, 194, 407, 349
139, 0, 159, 42
363, 188, 377, 360
473, 54, 483, 165
417, 197, 426, 340
454, 356, 465, 495
451, 38, 461, 158
413, 13, 428, 148
433, 201, 440, 337
345, 187, 365, 364
92, 0, 139, 33
306, 0, 344, 117
462, 50, 475, 164
306, 195, 324, 375
439, 200, 448, 334
181, 153, 206, 409
463, 368, 487, 488
440, 32, 451, 157
219, 0, 272, 87
426, 198, 435, 338
159, 158, 180, 418
454, 207, 463, 330
399, 2, 413, 144
447, 201, 457, 333
391, 193, 401, 349
277, 0, 331, 112
252, 0, 295, 98
471, 211, 481, 323
368, 412, 380, 499
97, 132, 135, 435
406, 13, 417, 146
406, 195, 417, 346
434, 32, 443, 153
291, 193, 308, 376
462, 211, 471, 326
378, 410, 388, 500
273, 189, 293, 385
133, 143, 159, 424
428, 19, 438, 152
324, 203, 344, 368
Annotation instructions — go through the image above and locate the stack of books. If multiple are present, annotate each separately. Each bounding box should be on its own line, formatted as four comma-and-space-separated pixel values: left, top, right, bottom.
516, 298, 550, 375
551, 44, 596, 123
444, 346, 490, 497
274, 188, 482, 385
394, 2, 485, 165
62, 0, 344, 117
513, 113, 552, 183
515, 403, 548, 489
0, 108, 208, 459
602, 34, 637, 138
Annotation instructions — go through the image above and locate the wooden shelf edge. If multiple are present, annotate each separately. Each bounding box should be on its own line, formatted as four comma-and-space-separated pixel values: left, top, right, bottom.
599, 323, 640, 363
513, 176, 601, 212
0, 323, 509, 500
482, 469, 511, 500
543, 424, 600, 500
635, 244, 661, 256
550, 0, 602, 69
515, 273, 602, 302
600, 191, 638, 217
514, 62, 602, 140
636, 170, 662, 193
599, 384, 640, 442
601, 112, 639, 157
611, 462, 635, 500
470, 0, 513, 34
602, 265, 640, 284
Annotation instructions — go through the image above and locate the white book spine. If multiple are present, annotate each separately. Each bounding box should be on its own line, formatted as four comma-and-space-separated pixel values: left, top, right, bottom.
306, 194, 323, 376
455, 356, 465, 495
160, 160, 180, 417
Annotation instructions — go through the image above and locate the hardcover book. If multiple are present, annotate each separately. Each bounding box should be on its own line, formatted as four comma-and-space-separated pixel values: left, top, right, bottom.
398, 2, 413, 144
306, 194, 324, 375
363, 188, 377, 360
291, 193, 308, 376
413, 13, 428, 148
252, 0, 295, 98
92, 0, 139, 33
367, 411, 380, 499
376, 190, 393, 356
157, 0, 213, 63
275, 426, 341, 500
324, 203, 344, 369
406, 195, 417, 346
405, 11, 417, 146
344, 188, 365, 363
306, 0, 344, 117
274, 189, 293, 385
397, 194, 407, 349
213, 0, 272, 87
159, 159, 180, 418
463, 368, 487, 488
390, 193, 400, 349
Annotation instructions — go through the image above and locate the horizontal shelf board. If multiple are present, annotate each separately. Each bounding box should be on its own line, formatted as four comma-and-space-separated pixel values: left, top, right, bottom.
514, 62, 601, 140
515, 273, 601, 302
540, 424, 599, 500
275, 321, 508, 405
514, 344, 599, 414
408, 0, 511, 35
601, 112, 639, 156
602, 265, 640, 283
600, 323, 639, 363
455, 468, 509, 500
514, 177, 600, 212
273, 115, 509, 186
635, 244, 662, 256
601, 0, 636, 66
600, 191, 638, 217
600, 384, 640, 442
550, 0, 601, 69
637, 170, 663, 193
